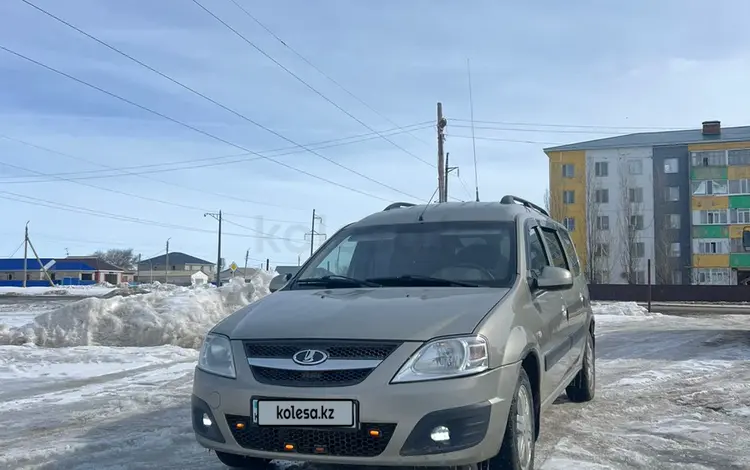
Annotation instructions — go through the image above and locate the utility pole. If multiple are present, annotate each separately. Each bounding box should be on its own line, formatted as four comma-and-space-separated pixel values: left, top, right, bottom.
305, 209, 323, 256
445, 152, 460, 201
244, 249, 249, 279
204, 210, 222, 286
136, 253, 141, 283
165, 238, 171, 284
23, 221, 29, 288
437, 102, 447, 203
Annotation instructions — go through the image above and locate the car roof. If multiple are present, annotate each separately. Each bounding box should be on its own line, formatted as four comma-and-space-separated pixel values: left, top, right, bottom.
353, 198, 559, 229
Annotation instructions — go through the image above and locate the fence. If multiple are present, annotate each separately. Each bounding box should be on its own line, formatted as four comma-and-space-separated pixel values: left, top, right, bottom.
588, 284, 750, 303
0, 279, 97, 288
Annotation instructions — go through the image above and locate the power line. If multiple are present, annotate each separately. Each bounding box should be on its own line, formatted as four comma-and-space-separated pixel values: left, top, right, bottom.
0, 158, 306, 240
6, 239, 25, 258
18, 0, 424, 202
451, 124, 626, 136
0, 45, 406, 204
226, 0, 433, 149
449, 119, 689, 132
0, 122, 431, 182
448, 134, 564, 145
0, 191, 308, 242
191, 0, 434, 168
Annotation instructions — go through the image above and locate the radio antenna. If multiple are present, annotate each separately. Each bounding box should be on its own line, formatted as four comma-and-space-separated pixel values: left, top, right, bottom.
418, 186, 441, 222
467, 58, 480, 202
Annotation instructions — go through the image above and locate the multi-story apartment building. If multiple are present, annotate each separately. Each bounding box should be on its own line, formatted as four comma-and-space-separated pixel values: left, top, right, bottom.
545, 120, 750, 285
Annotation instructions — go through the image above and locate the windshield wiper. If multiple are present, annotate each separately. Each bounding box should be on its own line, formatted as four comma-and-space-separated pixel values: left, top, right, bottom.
366, 275, 480, 287
295, 275, 382, 288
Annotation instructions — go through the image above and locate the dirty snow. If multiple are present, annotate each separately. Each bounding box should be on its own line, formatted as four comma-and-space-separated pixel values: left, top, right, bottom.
0, 296, 748, 469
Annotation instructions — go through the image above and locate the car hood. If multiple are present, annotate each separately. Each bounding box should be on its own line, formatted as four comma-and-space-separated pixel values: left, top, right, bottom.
213, 287, 509, 341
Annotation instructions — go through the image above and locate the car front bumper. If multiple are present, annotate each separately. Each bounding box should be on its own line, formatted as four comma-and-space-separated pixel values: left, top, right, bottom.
192, 347, 522, 467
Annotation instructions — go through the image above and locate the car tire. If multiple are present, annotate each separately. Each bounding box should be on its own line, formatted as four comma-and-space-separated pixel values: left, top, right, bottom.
487, 367, 535, 470
566, 330, 595, 403
215, 450, 271, 469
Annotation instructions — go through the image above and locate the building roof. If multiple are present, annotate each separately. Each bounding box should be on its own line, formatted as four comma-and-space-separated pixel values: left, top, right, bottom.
544, 125, 750, 153
139, 252, 214, 266
0, 259, 96, 272
275, 265, 300, 276
66, 256, 125, 271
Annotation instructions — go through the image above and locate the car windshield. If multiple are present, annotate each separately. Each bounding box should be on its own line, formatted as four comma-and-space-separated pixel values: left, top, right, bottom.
292, 221, 517, 288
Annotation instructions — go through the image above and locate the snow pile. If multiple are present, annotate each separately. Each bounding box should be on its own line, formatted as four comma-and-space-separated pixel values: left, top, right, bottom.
0, 271, 276, 349
592, 301, 661, 317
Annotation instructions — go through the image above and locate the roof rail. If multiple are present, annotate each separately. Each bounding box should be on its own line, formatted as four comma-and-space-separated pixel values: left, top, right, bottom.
499, 195, 550, 217
383, 202, 416, 211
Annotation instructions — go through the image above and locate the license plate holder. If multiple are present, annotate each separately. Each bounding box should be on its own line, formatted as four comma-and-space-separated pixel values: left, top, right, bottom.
251, 397, 359, 428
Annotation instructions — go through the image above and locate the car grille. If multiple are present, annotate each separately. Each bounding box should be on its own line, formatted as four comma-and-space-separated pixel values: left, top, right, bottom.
243, 340, 401, 360
244, 340, 401, 387
226, 415, 396, 457
251, 366, 373, 387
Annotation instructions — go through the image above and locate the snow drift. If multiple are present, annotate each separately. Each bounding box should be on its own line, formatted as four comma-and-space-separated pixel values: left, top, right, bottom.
0, 272, 275, 349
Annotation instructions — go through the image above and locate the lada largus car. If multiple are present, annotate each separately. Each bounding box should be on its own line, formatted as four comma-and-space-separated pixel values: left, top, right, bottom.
192, 195, 595, 470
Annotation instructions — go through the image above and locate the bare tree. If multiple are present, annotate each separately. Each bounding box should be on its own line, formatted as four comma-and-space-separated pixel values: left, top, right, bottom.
652, 170, 673, 284
584, 169, 613, 283
544, 187, 565, 222
617, 156, 647, 284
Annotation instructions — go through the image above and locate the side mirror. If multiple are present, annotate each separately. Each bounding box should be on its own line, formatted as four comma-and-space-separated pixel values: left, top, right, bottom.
536, 266, 574, 291
269, 273, 292, 293
743, 227, 750, 252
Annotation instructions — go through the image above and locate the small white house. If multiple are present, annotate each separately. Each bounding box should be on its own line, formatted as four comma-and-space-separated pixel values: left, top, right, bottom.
191, 271, 209, 286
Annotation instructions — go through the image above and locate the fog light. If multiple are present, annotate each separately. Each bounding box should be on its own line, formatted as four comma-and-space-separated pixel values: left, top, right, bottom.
430, 425, 450, 442
202, 413, 212, 427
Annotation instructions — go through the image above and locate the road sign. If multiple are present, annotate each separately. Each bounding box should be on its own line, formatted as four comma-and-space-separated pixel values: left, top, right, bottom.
230, 262, 238, 272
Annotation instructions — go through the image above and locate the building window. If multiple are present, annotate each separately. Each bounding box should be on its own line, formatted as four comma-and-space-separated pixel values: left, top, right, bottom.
697, 240, 728, 254
694, 268, 730, 285
6, 274, 12, 281
669, 242, 681, 257
631, 242, 645, 258
594, 243, 609, 258
628, 159, 643, 175
697, 210, 728, 225
563, 217, 575, 232
729, 179, 750, 194
730, 208, 750, 224
666, 213, 681, 229
630, 215, 644, 229
594, 161, 609, 177
664, 158, 679, 173
634, 270, 646, 284
628, 187, 644, 203
596, 215, 610, 230
563, 190, 575, 204
562, 164, 575, 178
665, 186, 680, 201
671, 270, 683, 284
691, 151, 726, 167
728, 149, 750, 166
692, 180, 728, 195
594, 189, 609, 203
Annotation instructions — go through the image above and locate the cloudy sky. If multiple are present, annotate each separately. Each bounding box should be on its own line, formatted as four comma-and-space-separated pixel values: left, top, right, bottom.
1, 0, 749, 268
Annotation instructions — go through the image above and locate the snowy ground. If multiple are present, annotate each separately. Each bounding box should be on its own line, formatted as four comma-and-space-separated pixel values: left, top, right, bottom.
0, 292, 748, 469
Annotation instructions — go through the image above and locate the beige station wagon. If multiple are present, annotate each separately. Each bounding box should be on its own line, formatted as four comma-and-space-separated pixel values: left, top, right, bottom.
192, 195, 595, 470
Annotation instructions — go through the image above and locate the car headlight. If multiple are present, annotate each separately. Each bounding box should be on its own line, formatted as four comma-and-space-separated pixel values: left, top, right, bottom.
198, 333, 236, 379
391, 335, 489, 383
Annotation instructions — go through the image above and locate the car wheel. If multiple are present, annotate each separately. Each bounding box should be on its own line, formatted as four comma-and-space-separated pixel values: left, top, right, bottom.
215, 450, 271, 469
566, 330, 595, 403
488, 368, 535, 470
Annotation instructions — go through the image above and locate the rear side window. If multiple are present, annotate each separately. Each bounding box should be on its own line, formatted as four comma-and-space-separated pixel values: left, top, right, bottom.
540, 228, 569, 270
557, 229, 581, 275
527, 227, 550, 276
